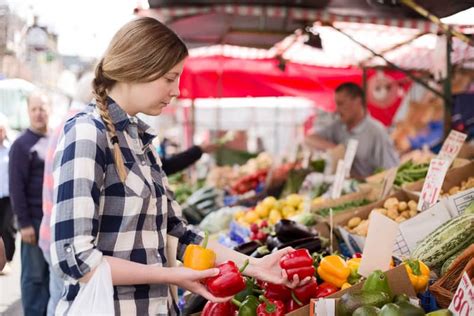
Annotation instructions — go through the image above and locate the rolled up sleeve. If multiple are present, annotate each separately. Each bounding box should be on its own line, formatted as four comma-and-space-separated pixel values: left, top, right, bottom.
50, 116, 107, 282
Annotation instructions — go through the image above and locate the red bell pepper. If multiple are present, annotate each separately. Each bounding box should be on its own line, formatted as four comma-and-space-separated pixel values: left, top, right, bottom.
263, 282, 291, 302
280, 249, 315, 280
286, 266, 315, 281
280, 249, 313, 269
292, 278, 318, 304
206, 260, 249, 297
257, 296, 285, 316
202, 301, 236, 316
315, 282, 339, 298
286, 293, 304, 312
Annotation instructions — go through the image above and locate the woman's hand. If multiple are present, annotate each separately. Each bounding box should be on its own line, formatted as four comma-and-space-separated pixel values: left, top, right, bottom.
168, 267, 232, 303
247, 248, 312, 288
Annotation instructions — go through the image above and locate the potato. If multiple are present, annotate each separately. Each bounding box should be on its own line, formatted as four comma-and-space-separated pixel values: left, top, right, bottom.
409, 210, 417, 217
401, 211, 411, 218
348, 217, 362, 229
387, 208, 399, 220
372, 208, 388, 216
398, 201, 408, 212
354, 220, 369, 236
395, 216, 406, 223
448, 186, 460, 196
383, 197, 399, 210
408, 200, 418, 212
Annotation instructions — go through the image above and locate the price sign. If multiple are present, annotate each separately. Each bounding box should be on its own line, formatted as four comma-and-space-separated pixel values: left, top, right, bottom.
438, 130, 467, 164
417, 158, 450, 211
449, 272, 473, 316
331, 160, 345, 199
343, 139, 358, 177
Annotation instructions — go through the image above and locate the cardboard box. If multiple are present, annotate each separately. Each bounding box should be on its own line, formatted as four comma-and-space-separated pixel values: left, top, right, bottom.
403, 160, 474, 194
329, 191, 419, 255
309, 265, 416, 316
311, 186, 377, 214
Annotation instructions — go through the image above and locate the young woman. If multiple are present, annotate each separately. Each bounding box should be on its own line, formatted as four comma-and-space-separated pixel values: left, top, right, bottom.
51, 17, 307, 315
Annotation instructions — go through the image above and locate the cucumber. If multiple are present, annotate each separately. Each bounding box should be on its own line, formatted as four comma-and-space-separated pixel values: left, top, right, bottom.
412, 213, 474, 268
440, 248, 464, 276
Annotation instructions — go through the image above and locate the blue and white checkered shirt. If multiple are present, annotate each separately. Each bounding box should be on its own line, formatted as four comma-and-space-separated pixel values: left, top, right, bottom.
51, 98, 202, 315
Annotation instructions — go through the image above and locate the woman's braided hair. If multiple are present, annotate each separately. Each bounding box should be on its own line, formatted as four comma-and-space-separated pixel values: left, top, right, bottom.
92, 17, 188, 182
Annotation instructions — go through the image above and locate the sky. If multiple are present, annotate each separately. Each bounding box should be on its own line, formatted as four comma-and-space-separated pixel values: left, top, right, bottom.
6, 1, 474, 58
8, 0, 137, 58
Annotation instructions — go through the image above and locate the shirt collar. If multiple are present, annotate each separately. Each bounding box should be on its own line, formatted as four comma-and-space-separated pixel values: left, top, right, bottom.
347, 115, 370, 135
103, 97, 158, 146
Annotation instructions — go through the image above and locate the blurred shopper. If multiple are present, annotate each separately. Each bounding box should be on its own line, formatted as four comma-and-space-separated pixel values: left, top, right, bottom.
9, 91, 50, 315
305, 82, 399, 177
39, 72, 94, 316
161, 140, 218, 175
0, 117, 16, 273
51, 17, 304, 315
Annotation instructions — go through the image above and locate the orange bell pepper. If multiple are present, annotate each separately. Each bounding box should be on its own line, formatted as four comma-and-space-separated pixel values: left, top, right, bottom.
183, 231, 216, 270
317, 255, 350, 288
404, 259, 430, 293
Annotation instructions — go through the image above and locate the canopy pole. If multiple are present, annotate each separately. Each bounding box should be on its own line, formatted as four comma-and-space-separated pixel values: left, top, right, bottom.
443, 33, 453, 139
362, 67, 368, 108
328, 23, 446, 101
400, 0, 473, 46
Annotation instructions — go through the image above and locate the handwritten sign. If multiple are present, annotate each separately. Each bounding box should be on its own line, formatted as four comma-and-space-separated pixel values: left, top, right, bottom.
417, 158, 450, 211
331, 160, 345, 199
343, 139, 358, 177
449, 272, 473, 316
438, 130, 467, 164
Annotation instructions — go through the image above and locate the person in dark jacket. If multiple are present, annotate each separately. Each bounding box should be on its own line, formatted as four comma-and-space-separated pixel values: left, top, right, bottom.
161, 142, 217, 175
9, 91, 50, 316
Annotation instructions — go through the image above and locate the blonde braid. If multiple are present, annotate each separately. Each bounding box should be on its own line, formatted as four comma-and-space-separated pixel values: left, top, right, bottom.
93, 61, 127, 183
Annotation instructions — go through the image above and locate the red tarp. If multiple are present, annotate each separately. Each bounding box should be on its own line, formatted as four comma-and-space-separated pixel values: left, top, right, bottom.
180, 56, 411, 126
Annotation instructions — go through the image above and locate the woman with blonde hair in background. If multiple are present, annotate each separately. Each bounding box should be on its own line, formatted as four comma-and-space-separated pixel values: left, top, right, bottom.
51, 17, 307, 315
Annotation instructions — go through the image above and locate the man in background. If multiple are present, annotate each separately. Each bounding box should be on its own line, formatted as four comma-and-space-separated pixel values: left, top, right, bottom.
305, 82, 399, 178
9, 91, 50, 316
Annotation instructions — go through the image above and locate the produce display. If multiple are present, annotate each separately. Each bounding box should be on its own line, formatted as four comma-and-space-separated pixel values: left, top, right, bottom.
440, 176, 474, 197
178, 141, 471, 315
394, 160, 429, 187
345, 198, 418, 237
234, 194, 306, 226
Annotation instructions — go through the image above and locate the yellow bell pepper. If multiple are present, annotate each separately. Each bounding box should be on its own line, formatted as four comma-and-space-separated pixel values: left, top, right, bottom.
183, 232, 216, 270
346, 257, 362, 284
317, 255, 351, 288
341, 282, 352, 290
404, 259, 430, 293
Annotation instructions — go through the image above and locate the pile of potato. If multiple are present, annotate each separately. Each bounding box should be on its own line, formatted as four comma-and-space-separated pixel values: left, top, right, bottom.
345, 197, 418, 237
441, 176, 474, 197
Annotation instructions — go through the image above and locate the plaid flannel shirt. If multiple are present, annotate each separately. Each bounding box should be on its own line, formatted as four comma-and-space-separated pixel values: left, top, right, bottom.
51, 99, 202, 316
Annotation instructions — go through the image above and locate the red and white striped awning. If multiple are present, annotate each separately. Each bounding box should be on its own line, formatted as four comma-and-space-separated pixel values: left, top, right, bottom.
136, 4, 472, 34
188, 21, 474, 71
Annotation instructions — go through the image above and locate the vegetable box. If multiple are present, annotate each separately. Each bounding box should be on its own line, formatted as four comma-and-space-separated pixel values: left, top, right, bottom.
309, 265, 417, 316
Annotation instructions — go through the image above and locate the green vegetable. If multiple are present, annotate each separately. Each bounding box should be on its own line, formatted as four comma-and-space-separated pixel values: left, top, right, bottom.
363, 270, 393, 299
426, 309, 452, 316
317, 198, 372, 217
337, 291, 390, 316
380, 303, 402, 316
412, 213, 474, 268
394, 160, 429, 187
352, 305, 381, 316
393, 293, 410, 304
397, 301, 425, 316
440, 249, 464, 276
232, 295, 259, 316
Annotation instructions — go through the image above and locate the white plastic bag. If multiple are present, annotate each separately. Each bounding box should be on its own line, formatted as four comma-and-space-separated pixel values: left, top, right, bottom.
67, 259, 114, 316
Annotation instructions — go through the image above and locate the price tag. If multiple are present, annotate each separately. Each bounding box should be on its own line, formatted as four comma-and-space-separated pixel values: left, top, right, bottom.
438, 130, 467, 164
449, 272, 473, 316
343, 139, 358, 177
331, 160, 345, 199
379, 167, 397, 199
417, 158, 450, 211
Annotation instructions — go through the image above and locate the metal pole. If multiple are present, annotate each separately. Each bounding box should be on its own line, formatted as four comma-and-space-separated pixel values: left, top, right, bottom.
329, 24, 446, 101
362, 67, 368, 108
443, 34, 453, 139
